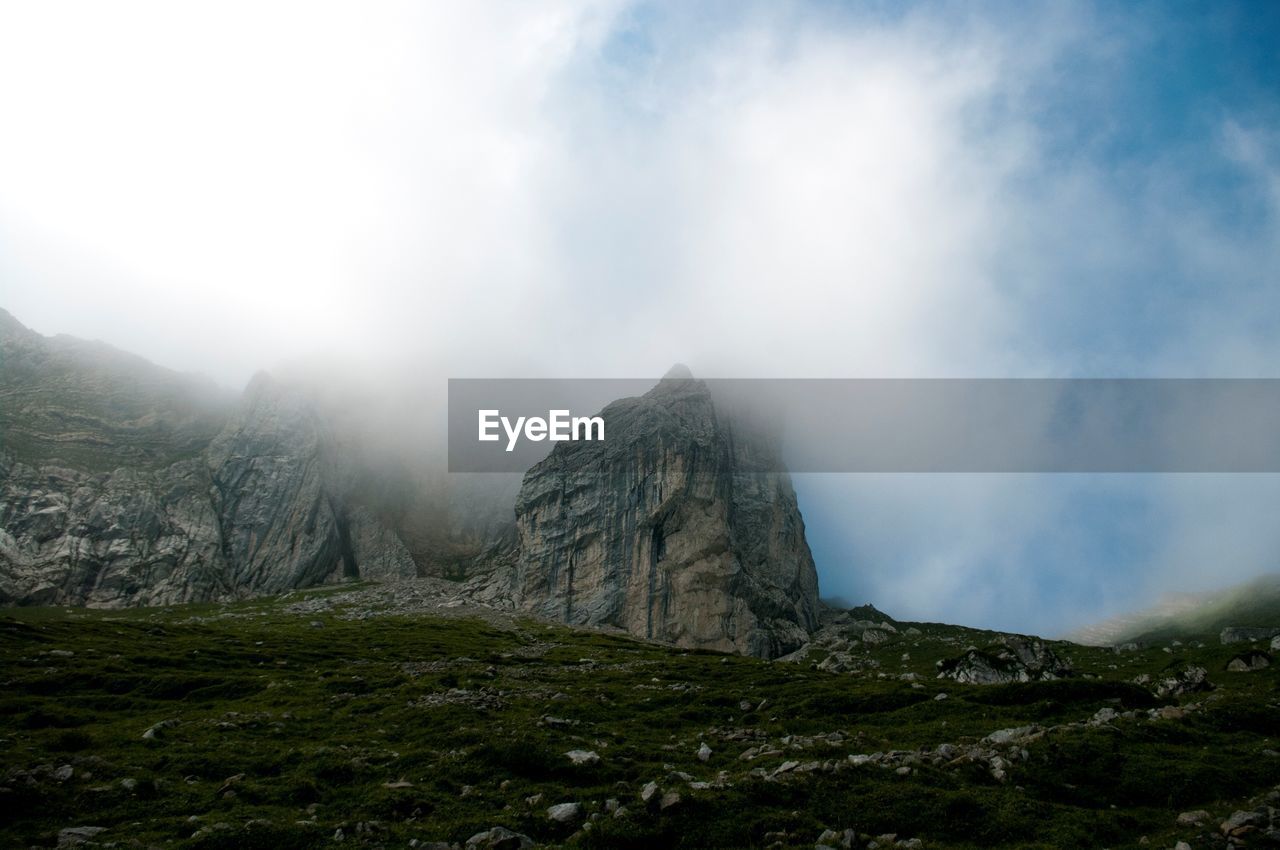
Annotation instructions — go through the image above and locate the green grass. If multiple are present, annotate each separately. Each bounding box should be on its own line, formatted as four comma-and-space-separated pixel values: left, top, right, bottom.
2, 598, 1278, 848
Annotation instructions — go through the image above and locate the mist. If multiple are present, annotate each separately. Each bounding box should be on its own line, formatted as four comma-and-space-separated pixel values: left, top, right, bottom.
2, 1, 1279, 634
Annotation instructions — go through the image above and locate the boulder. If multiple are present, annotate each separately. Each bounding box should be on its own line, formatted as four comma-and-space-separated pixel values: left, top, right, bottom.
937, 636, 1070, 685
465, 826, 535, 850
1227, 650, 1271, 672
565, 750, 600, 766
547, 802, 582, 823
1154, 665, 1213, 698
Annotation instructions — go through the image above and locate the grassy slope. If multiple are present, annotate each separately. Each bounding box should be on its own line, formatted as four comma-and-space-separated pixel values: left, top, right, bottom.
1127, 575, 1280, 644
2, 594, 1279, 849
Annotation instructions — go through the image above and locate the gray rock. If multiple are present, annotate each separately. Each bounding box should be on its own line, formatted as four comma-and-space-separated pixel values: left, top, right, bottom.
547, 802, 582, 823
1221, 626, 1280, 644
57, 827, 106, 847
1090, 707, 1118, 725
697, 742, 712, 762
1222, 809, 1265, 836
985, 726, 1040, 746
937, 636, 1070, 685
53, 764, 73, 782
510, 368, 820, 658
464, 826, 535, 849
565, 749, 600, 766
1227, 650, 1271, 672
1154, 665, 1213, 698
1176, 810, 1209, 827
142, 719, 179, 740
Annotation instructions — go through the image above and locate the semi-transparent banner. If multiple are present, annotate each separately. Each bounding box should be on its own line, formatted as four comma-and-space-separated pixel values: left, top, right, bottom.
447, 378, 1280, 473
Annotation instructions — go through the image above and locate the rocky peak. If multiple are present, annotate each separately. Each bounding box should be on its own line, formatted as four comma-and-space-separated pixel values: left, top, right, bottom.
661, 362, 694, 381
512, 367, 820, 657
0, 307, 37, 343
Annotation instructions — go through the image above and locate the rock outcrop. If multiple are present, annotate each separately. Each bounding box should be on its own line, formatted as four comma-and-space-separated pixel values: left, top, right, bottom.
936, 635, 1071, 685
1220, 626, 1280, 645
511, 367, 820, 657
0, 311, 426, 605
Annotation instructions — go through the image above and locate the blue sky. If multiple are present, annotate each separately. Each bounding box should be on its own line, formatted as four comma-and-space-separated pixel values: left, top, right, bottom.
1, 1, 1277, 634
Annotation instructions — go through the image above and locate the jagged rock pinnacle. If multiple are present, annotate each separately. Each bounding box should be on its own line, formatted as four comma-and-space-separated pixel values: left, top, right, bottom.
662, 363, 694, 380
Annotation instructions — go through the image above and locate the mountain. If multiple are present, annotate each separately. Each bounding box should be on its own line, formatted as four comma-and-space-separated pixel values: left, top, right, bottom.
0, 310, 473, 606
508, 366, 820, 657
1069, 573, 1280, 645
0, 312, 820, 658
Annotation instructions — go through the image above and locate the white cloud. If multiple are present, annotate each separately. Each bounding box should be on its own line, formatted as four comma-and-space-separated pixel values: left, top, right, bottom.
3, 1, 1279, 631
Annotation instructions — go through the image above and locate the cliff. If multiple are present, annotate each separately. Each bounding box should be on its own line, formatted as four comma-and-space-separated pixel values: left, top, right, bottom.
511, 367, 820, 657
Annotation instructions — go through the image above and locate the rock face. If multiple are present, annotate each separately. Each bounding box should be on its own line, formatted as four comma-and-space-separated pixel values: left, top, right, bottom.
0, 311, 426, 606
205, 373, 354, 594
511, 367, 820, 657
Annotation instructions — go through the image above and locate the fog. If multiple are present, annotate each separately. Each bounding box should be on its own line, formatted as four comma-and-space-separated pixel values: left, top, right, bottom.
2, 1, 1278, 634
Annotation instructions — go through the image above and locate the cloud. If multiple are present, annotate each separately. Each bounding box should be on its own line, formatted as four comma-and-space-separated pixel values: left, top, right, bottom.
2, 0, 1278, 632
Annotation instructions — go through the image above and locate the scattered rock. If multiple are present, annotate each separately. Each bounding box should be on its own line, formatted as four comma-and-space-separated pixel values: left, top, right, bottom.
1227, 650, 1271, 672
697, 743, 712, 762
937, 636, 1070, 685
1176, 810, 1210, 827
1154, 665, 1213, 698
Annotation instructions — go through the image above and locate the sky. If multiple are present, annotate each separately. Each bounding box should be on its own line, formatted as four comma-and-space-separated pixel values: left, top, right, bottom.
1, 0, 1278, 635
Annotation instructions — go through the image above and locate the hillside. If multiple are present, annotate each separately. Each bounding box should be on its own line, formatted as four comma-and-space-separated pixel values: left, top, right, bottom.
1071, 575, 1280, 646
0, 308, 233, 472
4, 588, 1280, 849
